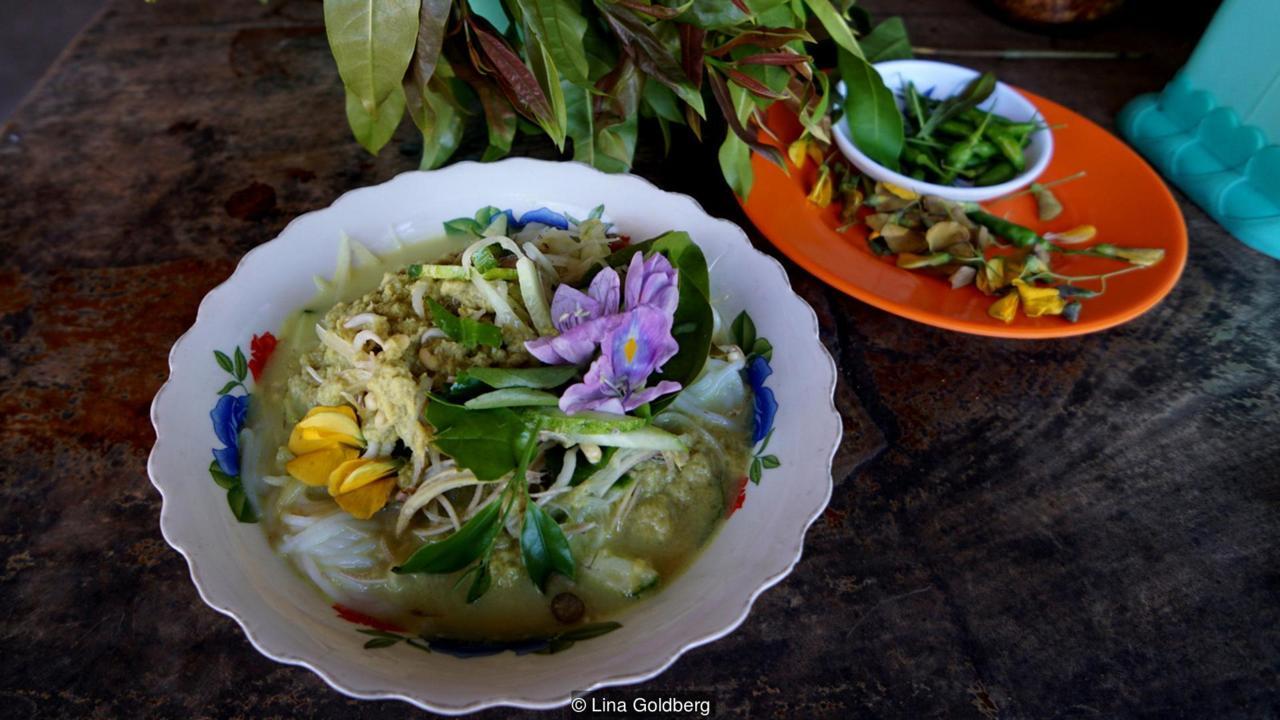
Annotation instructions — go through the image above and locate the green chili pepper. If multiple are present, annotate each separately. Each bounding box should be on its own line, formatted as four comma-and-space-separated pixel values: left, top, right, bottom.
944, 113, 993, 171
986, 127, 1027, 171
974, 161, 1017, 186
937, 119, 975, 138
965, 208, 1043, 247
970, 140, 998, 163
1000, 121, 1038, 139
904, 146, 948, 178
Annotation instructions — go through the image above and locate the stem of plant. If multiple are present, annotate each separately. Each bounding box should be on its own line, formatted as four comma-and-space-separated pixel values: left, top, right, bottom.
997, 170, 1088, 202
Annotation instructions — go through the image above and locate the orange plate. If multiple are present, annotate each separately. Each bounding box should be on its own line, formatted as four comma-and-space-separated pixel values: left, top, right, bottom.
739, 90, 1188, 339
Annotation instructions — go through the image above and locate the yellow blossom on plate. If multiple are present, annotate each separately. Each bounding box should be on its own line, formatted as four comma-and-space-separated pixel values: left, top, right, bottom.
807, 165, 833, 207
1012, 279, 1067, 317
327, 458, 401, 520
988, 292, 1020, 323
286, 444, 360, 487
787, 137, 810, 168
881, 182, 919, 201
288, 405, 363, 454
1044, 225, 1097, 245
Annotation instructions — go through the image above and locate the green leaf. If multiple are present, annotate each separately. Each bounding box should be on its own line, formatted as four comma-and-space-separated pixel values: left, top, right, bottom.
403, 58, 464, 169
426, 298, 503, 349
749, 458, 762, 484
679, 0, 750, 28
363, 637, 400, 649
557, 621, 622, 641
522, 16, 569, 150
455, 64, 517, 161
464, 388, 561, 409
917, 72, 996, 140
760, 454, 781, 469
860, 17, 912, 63
802, 0, 862, 58
395, 498, 504, 573
216, 380, 240, 396
457, 365, 579, 389
233, 347, 248, 381
227, 485, 259, 523
426, 402, 525, 480
520, 500, 576, 591
345, 85, 407, 155
730, 311, 757, 354
641, 78, 683, 122
209, 460, 236, 490
707, 71, 784, 195
838, 49, 904, 171
718, 122, 753, 198
466, 562, 493, 603
517, 0, 590, 85
324, 0, 422, 116
214, 350, 233, 374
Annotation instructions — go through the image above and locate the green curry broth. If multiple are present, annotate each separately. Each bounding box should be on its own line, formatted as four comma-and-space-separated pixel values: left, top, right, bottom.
248, 236, 753, 640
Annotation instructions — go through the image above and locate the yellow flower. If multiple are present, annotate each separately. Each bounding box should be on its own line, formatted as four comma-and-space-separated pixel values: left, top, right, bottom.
1112, 246, 1166, 267
1012, 279, 1066, 317
788, 137, 811, 167
988, 292, 1020, 323
807, 165, 833, 207
327, 458, 402, 520
976, 257, 1007, 295
881, 182, 919, 201
288, 405, 363, 454
286, 444, 360, 487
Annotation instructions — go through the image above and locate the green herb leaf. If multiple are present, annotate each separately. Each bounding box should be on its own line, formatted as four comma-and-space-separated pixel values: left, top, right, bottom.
860, 17, 912, 62
426, 298, 503, 349
464, 388, 561, 409
453, 60, 517, 161
395, 498, 504, 574
403, 58, 464, 170
324, 0, 421, 118
679, 0, 750, 28
426, 401, 525, 480
411, 0, 450, 87
730, 311, 757, 354
214, 350, 233, 374
407, 264, 423, 279
466, 562, 493, 603
599, 4, 704, 117
467, 17, 558, 136
457, 365, 579, 389
226, 485, 259, 523
802, 0, 862, 59
520, 499, 576, 591
917, 72, 996, 140
521, 16, 569, 150
838, 49, 904, 171
208, 460, 236, 490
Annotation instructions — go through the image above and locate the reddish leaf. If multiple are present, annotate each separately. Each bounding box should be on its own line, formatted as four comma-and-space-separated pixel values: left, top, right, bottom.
599, 4, 696, 104
411, 0, 452, 87
707, 69, 784, 168
452, 55, 517, 159
467, 18, 553, 126
613, 0, 684, 19
679, 24, 706, 90
707, 28, 813, 57
730, 0, 751, 13
724, 68, 788, 99
736, 51, 810, 66
594, 55, 641, 127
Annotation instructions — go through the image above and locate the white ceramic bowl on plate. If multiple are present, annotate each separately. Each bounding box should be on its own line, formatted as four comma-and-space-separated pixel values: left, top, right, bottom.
834, 59, 1054, 202
148, 158, 841, 714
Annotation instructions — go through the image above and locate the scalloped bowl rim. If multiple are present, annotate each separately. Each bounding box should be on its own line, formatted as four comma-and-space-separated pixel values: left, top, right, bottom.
147, 158, 841, 714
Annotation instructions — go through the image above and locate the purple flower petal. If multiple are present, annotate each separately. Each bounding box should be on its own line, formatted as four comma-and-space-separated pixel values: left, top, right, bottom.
606, 306, 678, 389
526, 315, 619, 365
622, 380, 682, 411
624, 251, 679, 315
587, 266, 621, 315
549, 285, 600, 333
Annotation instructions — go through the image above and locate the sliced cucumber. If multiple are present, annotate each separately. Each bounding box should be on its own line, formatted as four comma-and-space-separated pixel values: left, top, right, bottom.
463, 388, 560, 409
561, 426, 685, 452
587, 550, 659, 598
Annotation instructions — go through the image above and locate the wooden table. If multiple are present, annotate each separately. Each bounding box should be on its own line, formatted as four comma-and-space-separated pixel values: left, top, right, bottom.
2, 0, 1276, 717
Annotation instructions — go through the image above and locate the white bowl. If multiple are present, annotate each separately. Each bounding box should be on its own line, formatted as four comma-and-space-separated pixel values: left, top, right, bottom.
834, 59, 1054, 202
148, 158, 841, 714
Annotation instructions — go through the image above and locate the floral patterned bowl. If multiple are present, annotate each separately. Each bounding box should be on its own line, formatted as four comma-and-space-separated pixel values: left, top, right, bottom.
148, 158, 841, 714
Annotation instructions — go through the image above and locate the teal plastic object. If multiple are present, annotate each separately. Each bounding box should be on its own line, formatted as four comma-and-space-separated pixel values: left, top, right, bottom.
1118, 0, 1280, 259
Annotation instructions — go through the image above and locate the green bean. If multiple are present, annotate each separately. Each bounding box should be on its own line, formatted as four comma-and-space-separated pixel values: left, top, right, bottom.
974, 161, 1017, 185
965, 208, 1043, 247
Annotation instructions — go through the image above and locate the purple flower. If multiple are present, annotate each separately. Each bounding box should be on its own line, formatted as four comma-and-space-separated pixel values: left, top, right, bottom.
744, 355, 777, 444
211, 393, 250, 477
526, 268, 622, 365
624, 251, 678, 315
560, 306, 681, 414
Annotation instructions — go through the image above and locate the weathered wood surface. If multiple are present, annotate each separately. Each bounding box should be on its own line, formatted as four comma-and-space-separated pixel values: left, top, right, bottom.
1, 0, 1276, 717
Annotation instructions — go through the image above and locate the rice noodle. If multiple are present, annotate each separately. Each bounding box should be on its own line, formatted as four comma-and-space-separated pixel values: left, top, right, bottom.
304, 364, 324, 385
342, 313, 381, 329
351, 330, 385, 353
394, 469, 486, 535
411, 283, 428, 319
316, 324, 355, 362
420, 327, 446, 343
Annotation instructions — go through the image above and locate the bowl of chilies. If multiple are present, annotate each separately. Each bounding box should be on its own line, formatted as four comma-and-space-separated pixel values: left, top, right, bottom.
834, 59, 1054, 202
